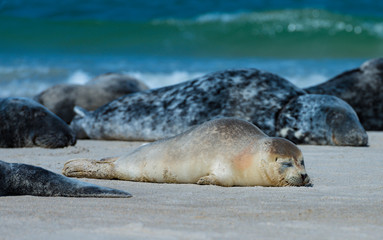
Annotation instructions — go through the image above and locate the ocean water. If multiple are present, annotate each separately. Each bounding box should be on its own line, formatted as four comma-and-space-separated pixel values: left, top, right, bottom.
0, 0, 382, 97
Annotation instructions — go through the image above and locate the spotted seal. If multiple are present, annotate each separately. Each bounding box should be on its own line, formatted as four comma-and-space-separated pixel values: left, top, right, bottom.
35, 73, 149, 123
305, 58, 383, 130
64, 118, 311, 187
0, 97, 76, 148
0, 160, 131, 197
71, 68, 368, 146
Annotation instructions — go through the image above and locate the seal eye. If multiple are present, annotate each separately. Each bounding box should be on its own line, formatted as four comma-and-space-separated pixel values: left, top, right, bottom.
282, 162, 293, 167
301, 160, 305, 166
275, 157, 278, 162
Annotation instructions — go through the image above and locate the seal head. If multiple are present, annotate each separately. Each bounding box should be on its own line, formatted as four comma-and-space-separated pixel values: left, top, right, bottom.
35, 73, 149, 123
276, 94, 368, 146
0, 97, 76, 148
305, 58, 383, 130
360, 58, 383, 74
260, 138, 310, 187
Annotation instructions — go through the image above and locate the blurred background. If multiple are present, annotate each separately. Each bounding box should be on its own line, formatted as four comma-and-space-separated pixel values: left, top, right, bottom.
0, 0, 382, 97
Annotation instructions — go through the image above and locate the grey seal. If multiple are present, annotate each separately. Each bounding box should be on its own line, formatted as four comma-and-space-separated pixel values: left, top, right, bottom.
64, 118, 311, 187
35, 73, 149, 123
71, 68, 367, 146
0, 97, 76, 148
305, 58, 383, 130
0, 160, 131, 197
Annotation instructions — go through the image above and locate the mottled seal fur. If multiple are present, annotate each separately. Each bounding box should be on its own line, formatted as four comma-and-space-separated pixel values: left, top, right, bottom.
71, 68, 367, 146
0, 160, 131, 197
0, 97, 76, 148
35, 73, 149, 123
64, 118, 311, 187
305, 58, 383, 130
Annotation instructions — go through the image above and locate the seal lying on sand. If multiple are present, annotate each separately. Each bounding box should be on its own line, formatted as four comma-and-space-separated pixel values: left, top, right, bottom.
0, 97, 76, 148
64, 118, 311, 187
71, 68, 367, 146
0, 160, 131, 197
305, 58, 383, 130
35, 73, 149, 123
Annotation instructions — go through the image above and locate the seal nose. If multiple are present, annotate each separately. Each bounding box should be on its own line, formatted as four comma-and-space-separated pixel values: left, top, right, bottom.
357, 131, 368, 146
301, 173, 308, 182
348, 130, 368, 146
69, 134, 77, 146
332, 127, 368, 146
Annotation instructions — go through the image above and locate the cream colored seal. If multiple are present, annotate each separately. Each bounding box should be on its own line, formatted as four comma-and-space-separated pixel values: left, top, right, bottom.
63, 118, 311, 187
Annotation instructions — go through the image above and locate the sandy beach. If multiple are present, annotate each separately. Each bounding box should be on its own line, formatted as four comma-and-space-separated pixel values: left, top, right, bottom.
0, 132, 382, 240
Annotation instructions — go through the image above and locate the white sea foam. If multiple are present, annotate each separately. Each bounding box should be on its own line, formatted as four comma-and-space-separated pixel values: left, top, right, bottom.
0, 79, 50, 98
67, 70, 92, 84
0, 65, 51, 75
195, 12, 244, 23
0, 64, 67, 98
155, 9, 383, 39
0, 69, 206, 97
287, 73, 328, 88
0, 56, 360, 98
0, 68, 332, 98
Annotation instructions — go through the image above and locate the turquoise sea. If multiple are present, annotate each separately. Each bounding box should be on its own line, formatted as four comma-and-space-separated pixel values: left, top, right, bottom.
0, 0, 382, 97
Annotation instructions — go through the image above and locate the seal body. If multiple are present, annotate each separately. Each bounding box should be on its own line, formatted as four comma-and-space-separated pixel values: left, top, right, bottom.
64, 118, 311, 187
71, 68, 367, 146
0, 97, 76, 148
35, 73, 149, 123
0, 160, 131, 197
305, 58, 383, 130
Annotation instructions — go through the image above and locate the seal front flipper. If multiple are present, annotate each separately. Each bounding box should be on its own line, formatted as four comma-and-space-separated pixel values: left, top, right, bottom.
63, 158, 118, 179
197, 175, 220, 186
0, 160, 131, 198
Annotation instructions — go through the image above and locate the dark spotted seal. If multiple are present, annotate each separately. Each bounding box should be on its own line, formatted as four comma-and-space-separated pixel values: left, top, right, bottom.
0, 160, 131, 197
71, 68, 368, 146
64, 118, 311, 187
305, 58, 383, 130
35, 73, 149, 123
0, 97, 76, 148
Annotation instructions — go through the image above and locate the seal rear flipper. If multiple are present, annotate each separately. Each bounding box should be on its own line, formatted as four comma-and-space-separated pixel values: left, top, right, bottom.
1, 161, 131, 198
71, 106, 91, 139
73, 106, 90, 118
63, 158, 118, 179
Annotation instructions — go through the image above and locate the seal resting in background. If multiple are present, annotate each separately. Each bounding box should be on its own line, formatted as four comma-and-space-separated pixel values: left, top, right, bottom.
305, 58, 383, 130
71, 68, 367, 146
35, 73, 149, 123
64, 118, 311, 187
0, 97, 76, 148
0, 160, 131, 197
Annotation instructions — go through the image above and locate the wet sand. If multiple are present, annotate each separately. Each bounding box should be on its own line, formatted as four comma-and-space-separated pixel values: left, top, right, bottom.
1, 132, 382, 240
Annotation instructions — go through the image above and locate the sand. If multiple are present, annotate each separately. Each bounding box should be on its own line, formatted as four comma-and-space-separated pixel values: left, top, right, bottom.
0, 132, 382, 240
